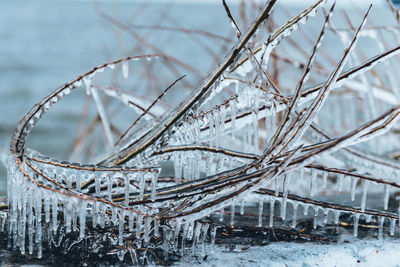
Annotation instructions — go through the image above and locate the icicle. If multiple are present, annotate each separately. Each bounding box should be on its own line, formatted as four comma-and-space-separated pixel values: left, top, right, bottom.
313, 208, 319, 230
34, 189, 42, 246
28, 192, 33, 255
281, 174, 291, 221
124, 175, 129, 206
118, 211, 124, 246
163, 226, 171, 261
210, 226, 217, 248
44, 194, 50, 223
99, 204, 105, 228
378, 216, 385, 240
351, 177, 358, 201
95, 177, 101, 197
52, 196, 58, 233
354, 214, 360, 237
136, 214, 143, 244
240, 199, 245, 215
322, 171, 328, 189
92, 201, 99, 227
151, 173, 157, 202
192, 222, 202, 251
390, 218, 396, 236
258, 197, 264, 227
361, 180, 370, 212
111, 206, 117, 224
172, 221, 182, 252
79, 201, 86, 239
291, 203, 298, 228
139, 175, 146, 201
384, 184, 390, 210
334, 210, 340, 225
144, 217, 151, 245
337, 174, 345, 192
154, 218, 160, 237
274, 176, 279, 196
230, 204, 235, 226
200, 223, 209, 256
219, 208, 224, 222
323, 209, 330, 225
108, 174, 113, 200
310, 170, 317, 197
269, 196, 275, 227
122, 61, 129, 79
303, 204, 309, 216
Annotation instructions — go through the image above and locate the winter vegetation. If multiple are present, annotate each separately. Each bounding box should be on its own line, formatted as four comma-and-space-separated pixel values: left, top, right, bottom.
5, 0, 400, 265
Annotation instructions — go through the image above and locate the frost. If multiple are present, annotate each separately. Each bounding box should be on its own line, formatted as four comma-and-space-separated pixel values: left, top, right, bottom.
6, 1, 400, 264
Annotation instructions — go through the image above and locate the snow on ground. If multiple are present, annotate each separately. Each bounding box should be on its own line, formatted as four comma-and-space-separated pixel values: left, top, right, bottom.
175, 236, 400, 266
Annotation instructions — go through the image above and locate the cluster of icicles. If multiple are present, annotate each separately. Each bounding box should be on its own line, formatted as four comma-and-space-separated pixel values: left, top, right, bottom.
7, 0, 400, 263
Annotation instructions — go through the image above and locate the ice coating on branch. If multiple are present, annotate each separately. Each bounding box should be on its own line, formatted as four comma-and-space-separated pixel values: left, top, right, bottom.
7, 1, 400, 263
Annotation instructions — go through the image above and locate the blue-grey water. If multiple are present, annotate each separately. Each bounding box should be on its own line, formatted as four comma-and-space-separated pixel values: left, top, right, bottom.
0, 0, 243, 196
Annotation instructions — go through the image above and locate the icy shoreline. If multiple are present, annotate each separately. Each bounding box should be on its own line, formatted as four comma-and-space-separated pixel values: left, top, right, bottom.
176, 236, 400, 266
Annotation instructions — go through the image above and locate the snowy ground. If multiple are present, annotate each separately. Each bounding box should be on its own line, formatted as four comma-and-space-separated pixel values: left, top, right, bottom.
176, 236, 400, 266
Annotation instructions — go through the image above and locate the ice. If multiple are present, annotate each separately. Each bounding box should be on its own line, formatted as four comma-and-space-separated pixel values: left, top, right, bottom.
313, 207, 319, 230
79, 201, 86, 239
351, 177, 358, 201
136, 214, 143, 244
361, 180, 370, 212
291, 202, 298, 228
122, 61, 129, 79
258, 197, 264, 227
354, 214, 360, 237
390, 218, 396, 236
6, 1, 400, 262
240, 199, 245, 215
269, 196, 275, 227
384, 184, 390, 210
91, 87, 114, 146
310, 169, 317, 197
334, 210, 340, 225
281, 174, 291, 220
230, 203, 235, 226
322, 171, 328, 188
337, 174, 344, 192
83, 77, 92, 95
378, 216, 385, 240
219, 208, 224, 222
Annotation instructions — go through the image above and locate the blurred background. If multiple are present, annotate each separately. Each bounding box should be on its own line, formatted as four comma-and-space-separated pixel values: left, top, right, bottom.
0, 0, 391, 196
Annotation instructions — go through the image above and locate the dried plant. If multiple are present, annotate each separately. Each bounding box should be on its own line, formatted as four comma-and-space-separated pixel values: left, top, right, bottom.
6, 0, 400, 265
